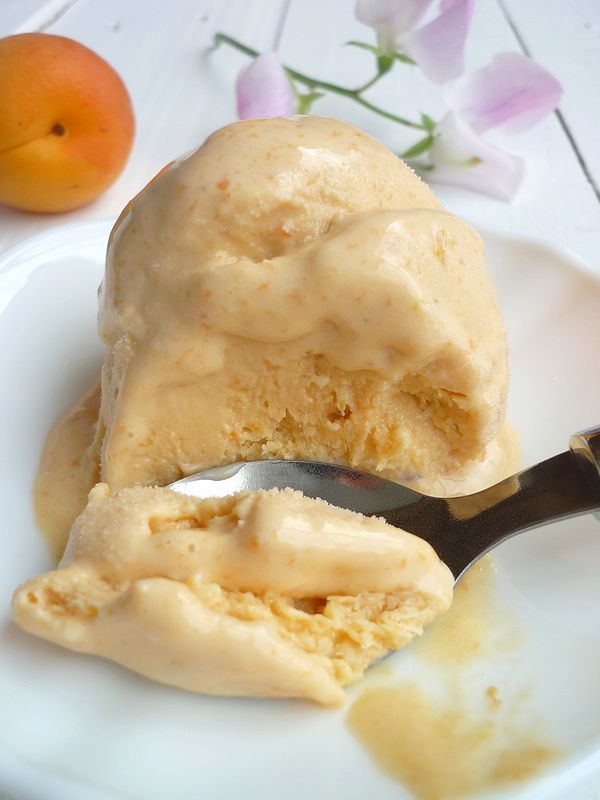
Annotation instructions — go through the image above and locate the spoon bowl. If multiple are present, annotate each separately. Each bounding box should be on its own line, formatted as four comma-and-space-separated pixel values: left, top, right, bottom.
170, 427, 600, 580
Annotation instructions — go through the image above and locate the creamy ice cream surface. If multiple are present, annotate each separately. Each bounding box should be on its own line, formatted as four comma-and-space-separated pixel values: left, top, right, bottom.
97, 115, 511, 495
13, 485, 453, 705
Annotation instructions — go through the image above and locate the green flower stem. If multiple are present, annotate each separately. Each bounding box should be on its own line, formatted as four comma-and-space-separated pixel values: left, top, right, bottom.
353, 71, 386, 95
352, 94, 424, 128
213, 33, 427, 131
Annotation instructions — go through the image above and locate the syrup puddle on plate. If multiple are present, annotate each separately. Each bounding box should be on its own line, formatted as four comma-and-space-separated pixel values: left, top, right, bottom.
410, 555, 522, 667
347, 557, 559, 800
34, 381, 101, 561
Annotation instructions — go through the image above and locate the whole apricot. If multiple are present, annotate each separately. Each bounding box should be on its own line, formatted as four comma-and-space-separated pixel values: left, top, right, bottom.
0, 33, 135, 213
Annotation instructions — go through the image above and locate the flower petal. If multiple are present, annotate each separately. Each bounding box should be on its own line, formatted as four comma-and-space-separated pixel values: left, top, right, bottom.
449, 52, 563, 134
429, 111, 525, 200
236, 52, 296, 120
407, 0, 474, 83
439, 0, 466, 11
355, 0, 434, 31
355, 0, 434, 51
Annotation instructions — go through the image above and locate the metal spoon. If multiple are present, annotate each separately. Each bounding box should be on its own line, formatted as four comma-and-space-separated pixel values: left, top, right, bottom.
170, 427, 600, 581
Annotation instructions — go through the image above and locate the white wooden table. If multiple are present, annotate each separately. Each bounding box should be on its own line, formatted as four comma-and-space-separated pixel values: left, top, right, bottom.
1, 2, 599, 799
1, 0, 600, 273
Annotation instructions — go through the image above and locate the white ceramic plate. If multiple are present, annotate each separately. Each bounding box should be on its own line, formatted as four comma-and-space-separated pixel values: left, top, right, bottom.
1, 220, 599, 800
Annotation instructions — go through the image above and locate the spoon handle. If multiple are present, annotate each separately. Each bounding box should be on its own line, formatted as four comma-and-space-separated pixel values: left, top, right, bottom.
438, 426, 600, 580
570, 426, 600, 512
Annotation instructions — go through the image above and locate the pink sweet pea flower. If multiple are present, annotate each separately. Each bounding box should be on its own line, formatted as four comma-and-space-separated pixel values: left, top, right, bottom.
429, 52, 563, 200
236, 52, 296, 119
409, 0, 475, 83
355, 0, 474, 82
449, 51, 564, 134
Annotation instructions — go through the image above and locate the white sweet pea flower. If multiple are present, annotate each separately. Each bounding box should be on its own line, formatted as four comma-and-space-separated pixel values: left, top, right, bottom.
430, 112, 525, 200
355, 0, 434, 54
355, 0, 474, 82
428, 52, 563, 199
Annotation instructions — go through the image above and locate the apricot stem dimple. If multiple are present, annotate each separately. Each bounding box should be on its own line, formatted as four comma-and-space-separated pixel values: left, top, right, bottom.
50, 123, 66, 136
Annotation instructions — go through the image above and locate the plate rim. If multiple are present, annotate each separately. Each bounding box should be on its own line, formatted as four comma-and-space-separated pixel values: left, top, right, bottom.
1, 218, 600, 800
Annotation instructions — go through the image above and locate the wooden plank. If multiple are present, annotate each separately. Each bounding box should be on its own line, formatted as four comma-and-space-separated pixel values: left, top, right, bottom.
0, 0, 57, 36
0, 0, 287, 252
502, 0, 600, 200
276, 0, 600, 269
